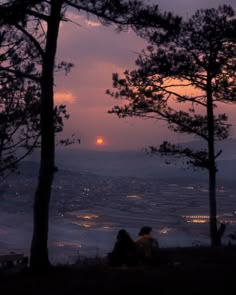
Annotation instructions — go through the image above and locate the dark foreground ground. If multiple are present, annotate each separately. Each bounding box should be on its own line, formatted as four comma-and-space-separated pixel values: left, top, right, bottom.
1, 246, 236, 294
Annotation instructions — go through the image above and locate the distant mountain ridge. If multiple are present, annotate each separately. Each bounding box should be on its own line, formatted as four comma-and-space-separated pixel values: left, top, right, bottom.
20, 138, 236, 180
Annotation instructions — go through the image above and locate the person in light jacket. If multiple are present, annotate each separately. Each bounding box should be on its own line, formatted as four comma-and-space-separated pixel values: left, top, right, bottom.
135, 226, 160, 265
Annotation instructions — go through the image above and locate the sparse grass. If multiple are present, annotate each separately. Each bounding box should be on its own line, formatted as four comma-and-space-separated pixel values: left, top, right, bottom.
0, 246, 235, 294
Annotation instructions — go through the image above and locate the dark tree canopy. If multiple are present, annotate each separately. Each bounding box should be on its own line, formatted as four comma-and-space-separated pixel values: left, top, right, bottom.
0, 18, 70, 178
0, 14, 41, 177
109, 5, 236, 165
108, 5, 236, 247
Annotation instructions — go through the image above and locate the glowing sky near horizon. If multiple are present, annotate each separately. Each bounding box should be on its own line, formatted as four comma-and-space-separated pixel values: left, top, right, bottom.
55, 0, 236, 151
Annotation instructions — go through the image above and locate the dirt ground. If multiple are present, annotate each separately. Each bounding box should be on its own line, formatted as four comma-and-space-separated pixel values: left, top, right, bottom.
0, 246, 236, 294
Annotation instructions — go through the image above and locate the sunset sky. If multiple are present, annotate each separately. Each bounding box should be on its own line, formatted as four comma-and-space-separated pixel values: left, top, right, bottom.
54, 0, 236, 151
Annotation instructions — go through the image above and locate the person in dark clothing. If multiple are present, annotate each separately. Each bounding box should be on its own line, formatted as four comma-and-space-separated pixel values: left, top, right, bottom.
108, 229, 137, 267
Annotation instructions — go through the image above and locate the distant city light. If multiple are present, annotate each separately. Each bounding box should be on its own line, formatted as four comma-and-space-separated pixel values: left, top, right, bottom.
127, 195, 142, 199
183, 214, 236, 224
159, 228, 172, 234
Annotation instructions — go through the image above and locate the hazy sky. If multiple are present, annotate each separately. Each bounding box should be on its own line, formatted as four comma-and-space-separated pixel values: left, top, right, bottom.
55, 0, 236, 151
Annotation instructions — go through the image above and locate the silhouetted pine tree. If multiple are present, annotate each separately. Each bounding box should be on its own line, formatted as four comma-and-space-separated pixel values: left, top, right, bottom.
108, 5, 236, 247
0, 0, 180, 270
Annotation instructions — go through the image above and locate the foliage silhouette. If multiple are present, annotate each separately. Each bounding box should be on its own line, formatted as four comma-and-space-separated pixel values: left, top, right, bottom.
0, 13, 71, 179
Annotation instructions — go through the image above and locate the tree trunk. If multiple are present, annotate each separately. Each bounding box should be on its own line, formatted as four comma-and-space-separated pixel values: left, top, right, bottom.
208, 166, 220, 246
30, 0, 63, 271
206, 74, 220, 247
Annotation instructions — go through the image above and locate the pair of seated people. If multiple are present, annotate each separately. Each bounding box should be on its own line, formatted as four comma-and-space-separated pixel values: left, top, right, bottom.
108, 226, 160, 267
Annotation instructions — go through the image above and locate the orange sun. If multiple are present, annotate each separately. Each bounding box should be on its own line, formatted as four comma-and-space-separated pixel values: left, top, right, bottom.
96, 137, 104, 145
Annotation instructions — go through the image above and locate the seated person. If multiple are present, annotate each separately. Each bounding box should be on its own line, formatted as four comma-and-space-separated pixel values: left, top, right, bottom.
135, 226, 160, 265
108, 229, 137, 267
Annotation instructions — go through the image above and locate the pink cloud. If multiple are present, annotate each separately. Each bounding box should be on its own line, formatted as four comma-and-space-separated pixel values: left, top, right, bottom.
54, 91, 76, 104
